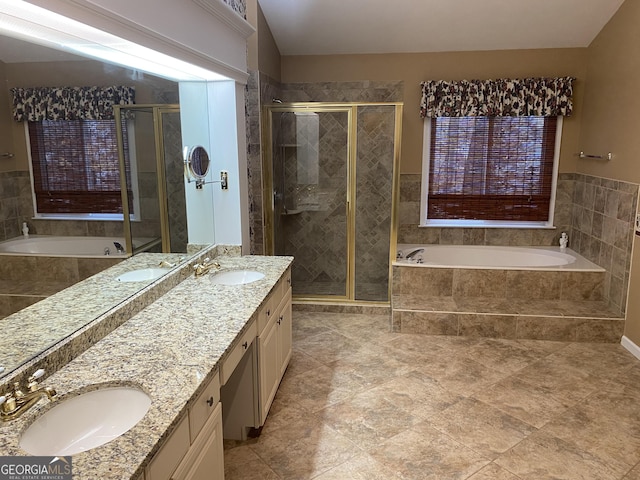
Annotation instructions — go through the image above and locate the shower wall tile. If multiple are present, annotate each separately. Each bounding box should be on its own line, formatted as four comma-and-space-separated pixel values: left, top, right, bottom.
0, 171, 32, 242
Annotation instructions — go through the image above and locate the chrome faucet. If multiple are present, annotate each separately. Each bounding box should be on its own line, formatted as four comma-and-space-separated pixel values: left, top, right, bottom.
193, 258, 220, 277
405, 248, 425, 259
0, 369, 57, 422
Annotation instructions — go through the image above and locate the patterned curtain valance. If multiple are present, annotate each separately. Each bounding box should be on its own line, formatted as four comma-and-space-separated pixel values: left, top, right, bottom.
10, 86, 136, 122
420, 77, 574, 118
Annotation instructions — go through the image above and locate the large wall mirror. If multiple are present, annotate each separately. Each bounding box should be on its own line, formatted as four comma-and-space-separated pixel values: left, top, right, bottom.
0, 33, 211, 380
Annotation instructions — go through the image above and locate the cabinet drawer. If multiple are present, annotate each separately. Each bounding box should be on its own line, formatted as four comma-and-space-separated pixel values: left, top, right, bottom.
280, 268, 292, 299
146, 415, 190, 480
189, 372, 221, 443
221, 320, 257, 385
257, 294, 275, 335
173, 402, 224, 480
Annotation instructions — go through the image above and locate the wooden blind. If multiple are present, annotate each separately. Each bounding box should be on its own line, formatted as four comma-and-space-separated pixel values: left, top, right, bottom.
29, 119, 132, 214
428, 116, 557, 221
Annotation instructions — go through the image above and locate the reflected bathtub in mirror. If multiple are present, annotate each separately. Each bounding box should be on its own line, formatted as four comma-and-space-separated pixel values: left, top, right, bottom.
0, 237, 200, 381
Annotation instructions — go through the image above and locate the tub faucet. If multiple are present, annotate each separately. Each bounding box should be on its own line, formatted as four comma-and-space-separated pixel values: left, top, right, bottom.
0, 369, 57, 422
113, 241, 125, 254
405, 248, 425, 259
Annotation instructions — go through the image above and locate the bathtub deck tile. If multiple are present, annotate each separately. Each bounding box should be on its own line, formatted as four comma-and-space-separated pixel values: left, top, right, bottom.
458, 314, 518, 339
516, 316, 580, 342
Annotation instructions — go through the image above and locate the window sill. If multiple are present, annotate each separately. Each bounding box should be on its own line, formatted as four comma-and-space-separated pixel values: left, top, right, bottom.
33, 213, 138, 222
419, 220, 556, 229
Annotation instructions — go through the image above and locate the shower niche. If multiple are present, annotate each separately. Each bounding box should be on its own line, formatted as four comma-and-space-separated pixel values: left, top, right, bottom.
263, 103, 402, 303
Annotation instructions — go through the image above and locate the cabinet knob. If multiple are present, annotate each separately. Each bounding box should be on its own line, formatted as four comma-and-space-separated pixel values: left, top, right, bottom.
242, 341, 248, 349
287, 278, 291, 285
267, 309, 271, 316
206, 396, 214, 407
278, 315, 283, 325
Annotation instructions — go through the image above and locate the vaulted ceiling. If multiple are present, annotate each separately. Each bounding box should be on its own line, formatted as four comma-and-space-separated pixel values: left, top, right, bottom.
258, 0, 625, 56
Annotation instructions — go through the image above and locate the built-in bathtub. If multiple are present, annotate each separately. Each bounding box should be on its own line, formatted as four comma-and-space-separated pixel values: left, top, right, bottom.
0, 236, 130, 319
395, 244, 603, 271
0, 235, 131, 257
392, 244, 623, 342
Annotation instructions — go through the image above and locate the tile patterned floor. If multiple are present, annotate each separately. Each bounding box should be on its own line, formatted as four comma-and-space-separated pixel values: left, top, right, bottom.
224, 312, 640, 480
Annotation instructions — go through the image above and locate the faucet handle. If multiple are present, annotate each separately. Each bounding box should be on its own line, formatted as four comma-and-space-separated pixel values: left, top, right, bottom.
27, 369, 45, 392
28, 369, 45, 382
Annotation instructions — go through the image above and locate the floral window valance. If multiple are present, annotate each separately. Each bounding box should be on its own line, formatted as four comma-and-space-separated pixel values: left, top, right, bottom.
10, 86, 135, 122
420, 77, 574, 118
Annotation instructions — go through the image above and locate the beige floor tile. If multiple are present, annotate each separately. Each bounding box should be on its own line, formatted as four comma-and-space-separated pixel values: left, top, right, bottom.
543, 342, 637, 379
413, 354, 511, 395
467, 463, 523, 480
224, 445, 280, 480
249, 417, 360, 480
370, 421, 490, 480
312, 453, 402, 480
293, 330, 366, 364
429, 397, 536, 458
366, 370, 465, 420
541, 403, 640, 475
285, 348, 324, 377
225, 312, 640, 480
325, 344, 417, 389
473, 376, 572, 428
623, 463, 640, 479
496, 430, 623, 479
276, 363, 372, 412
509, 357, 608, 404
466, 337, 555, 374
319, 389, 423, 451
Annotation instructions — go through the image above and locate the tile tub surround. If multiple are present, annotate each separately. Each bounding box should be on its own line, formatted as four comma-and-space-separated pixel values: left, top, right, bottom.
397, 172, 640, 316
392, 262, 624, 342
0, 254, 293, 478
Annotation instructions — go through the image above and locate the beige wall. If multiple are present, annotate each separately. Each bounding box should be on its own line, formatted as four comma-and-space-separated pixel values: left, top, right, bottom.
257, 3, 281, 81
4, 59, 178, 173
281, 49, 588, 174
579, 0, 640, 344
0, 61, 15, 173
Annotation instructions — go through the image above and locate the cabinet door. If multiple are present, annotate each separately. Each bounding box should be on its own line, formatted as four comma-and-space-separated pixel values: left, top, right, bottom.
277, 289, 293, 378
172, 402, 224, 480
258, 313, 280, 425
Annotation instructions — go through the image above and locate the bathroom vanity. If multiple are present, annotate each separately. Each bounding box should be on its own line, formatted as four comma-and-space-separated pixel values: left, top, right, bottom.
0, 246, 293, 479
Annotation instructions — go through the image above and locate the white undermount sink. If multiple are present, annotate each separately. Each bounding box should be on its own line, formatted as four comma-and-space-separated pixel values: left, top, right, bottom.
210, 270, 265, 285
20, 386, 151, 456
116, 268, 168, 282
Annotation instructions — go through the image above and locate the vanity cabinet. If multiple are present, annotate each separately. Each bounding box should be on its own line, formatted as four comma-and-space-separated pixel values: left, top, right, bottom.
257, 271, 292, 425
146, 373, 223, 480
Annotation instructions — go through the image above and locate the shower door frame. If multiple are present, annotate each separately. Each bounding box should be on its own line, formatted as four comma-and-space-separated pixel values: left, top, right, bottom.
114, 104, 180, 254
262, 102, 403, 305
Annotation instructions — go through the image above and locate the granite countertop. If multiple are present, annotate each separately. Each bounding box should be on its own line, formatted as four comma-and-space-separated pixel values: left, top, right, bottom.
0, 253, 293, 479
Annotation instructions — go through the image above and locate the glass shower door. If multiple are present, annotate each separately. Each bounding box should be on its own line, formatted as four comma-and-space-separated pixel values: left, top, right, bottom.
269, 108, 351, 298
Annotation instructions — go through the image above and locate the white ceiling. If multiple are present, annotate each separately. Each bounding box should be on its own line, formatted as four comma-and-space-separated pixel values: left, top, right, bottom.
258, 0, 626, 56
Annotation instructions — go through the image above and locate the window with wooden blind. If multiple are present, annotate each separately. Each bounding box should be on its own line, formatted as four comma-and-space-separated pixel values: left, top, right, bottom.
423, 115, 560, 225
28, 119, 133, 216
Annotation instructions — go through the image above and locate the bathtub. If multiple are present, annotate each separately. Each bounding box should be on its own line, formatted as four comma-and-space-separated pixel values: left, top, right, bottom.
0, 236, 132, 258
395, 244, 604, 271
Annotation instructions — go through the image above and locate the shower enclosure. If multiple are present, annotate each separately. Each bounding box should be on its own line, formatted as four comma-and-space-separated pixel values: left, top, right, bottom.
263, 102, 402, 303
114, 104, 188, 254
